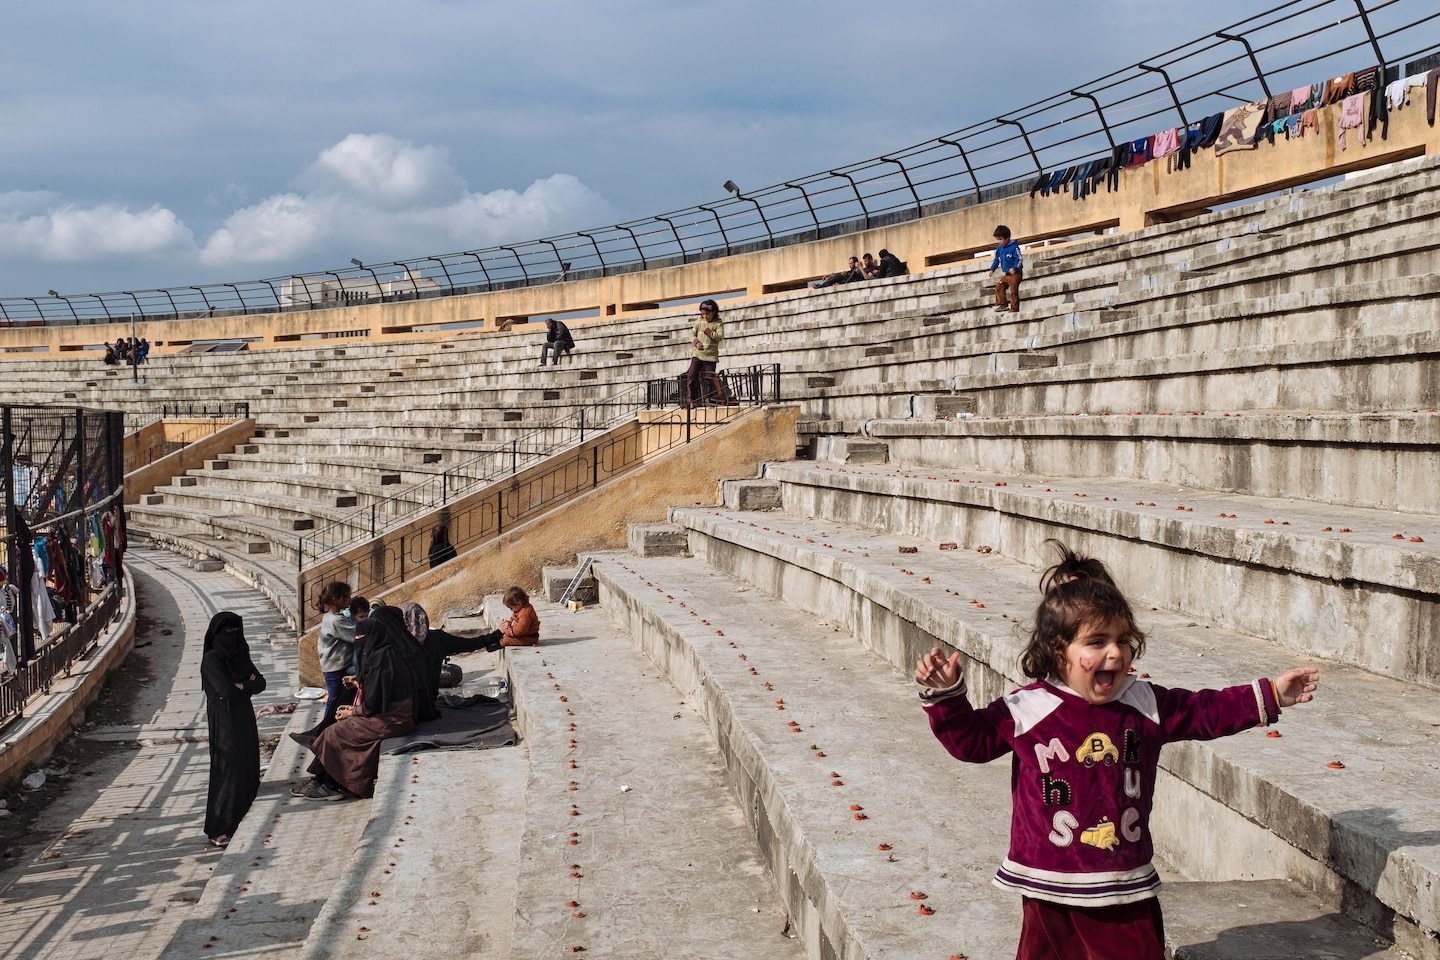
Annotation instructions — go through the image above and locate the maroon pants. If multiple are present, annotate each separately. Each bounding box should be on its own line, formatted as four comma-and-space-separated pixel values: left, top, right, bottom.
1016, 896, 1165, 960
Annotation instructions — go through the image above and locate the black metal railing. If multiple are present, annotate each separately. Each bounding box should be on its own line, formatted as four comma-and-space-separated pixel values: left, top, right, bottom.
295, 364, 781, 568
296, 401, 764, 630
1, 405, 127, 730
123, 415, 245, 473
1, 2, 1435, 329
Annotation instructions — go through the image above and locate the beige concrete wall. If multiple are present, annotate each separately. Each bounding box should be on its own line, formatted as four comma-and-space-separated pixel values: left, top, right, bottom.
6, 95, 1438, 360
295, 404, 801, 685
123, 418, 256, 504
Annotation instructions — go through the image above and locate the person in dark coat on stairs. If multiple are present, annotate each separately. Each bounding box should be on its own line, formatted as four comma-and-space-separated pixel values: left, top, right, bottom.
200, 611, 267, 847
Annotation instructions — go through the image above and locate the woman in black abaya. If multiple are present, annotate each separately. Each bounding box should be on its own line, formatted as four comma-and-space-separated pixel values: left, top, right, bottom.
293, 605, 429, 801
200, 611, 267, 846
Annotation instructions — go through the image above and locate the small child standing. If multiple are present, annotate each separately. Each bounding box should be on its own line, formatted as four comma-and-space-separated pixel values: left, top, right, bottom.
300, 582, 356, 742
915, 541, 1319, 959
990, 224, 1024, 313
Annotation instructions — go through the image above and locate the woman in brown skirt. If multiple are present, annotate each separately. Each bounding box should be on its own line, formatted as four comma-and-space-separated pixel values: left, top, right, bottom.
292, 606, 428, 800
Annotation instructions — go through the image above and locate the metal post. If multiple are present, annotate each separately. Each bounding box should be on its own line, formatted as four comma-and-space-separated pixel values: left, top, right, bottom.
995, 118, 1044, 175
1351, 0, 1386, 68
1138, 63, 1189, 127
500, 246, 529, 283
1069, 89, 1117, 150
617, 225, 648, 269
829, 170, 870, 229
496, 490, 503, 535
223, 283, 247, 315
465, 252, 493, 289
685, 403, 691, 444
159, 288, 178, 319
93, 296, 113, 320
655, 216, 686, 258
261, 280, 283, 311
592, 445, 599, 486
880, 157, 923, 217
732, 192, 773, 247
23, 298, 41, 324
426, 257, 454, 291
578, 408, 585, 444
540, 239, 566, 276
442, 471, 448, 504
697, 204, 730, 255
1215, 31, 1272, 100
190, 286, 213, 314
576, 232, 606, 276
124, 293, 141, 383
784, 182, 821, 234
52, 293, 80, 323
370, 504, 377, 538
0, 302, 8, 325
510, 439, 518, 474
355, 264, 383, 299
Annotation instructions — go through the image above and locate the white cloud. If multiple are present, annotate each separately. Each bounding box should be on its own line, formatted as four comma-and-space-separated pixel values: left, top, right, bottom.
199, 136, 610, 267
304, 133, 465, 209
199, 193, 321, 265
0, 192, 194, 262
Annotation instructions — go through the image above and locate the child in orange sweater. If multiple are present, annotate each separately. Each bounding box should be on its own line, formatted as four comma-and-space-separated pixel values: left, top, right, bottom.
480, 586, 540, 647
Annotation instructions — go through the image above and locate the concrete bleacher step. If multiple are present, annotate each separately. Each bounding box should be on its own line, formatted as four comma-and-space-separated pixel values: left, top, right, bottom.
595, 554, 1407, 959
298, 742, 528, 959
759, 461, 1440, 686
500, 600, 806, 960
156, 705, 371, 959
657, 504, 1439, 956
818, 411, 1440, 515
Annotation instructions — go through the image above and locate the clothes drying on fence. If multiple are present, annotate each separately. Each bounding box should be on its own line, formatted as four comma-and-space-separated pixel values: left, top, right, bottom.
1338, 93, 1367, 150
1214, 100, 1267, 155
1354, 66, 1388, 140
1427, 68, 1440, 126
31, 557, 54, 643
1324, 73, 1356, 106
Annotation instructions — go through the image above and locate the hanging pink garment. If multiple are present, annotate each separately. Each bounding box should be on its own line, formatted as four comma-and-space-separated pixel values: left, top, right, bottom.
1338, 93, 1366, 150
1150, 127, 1181, 158
1291, 86, 1311, 111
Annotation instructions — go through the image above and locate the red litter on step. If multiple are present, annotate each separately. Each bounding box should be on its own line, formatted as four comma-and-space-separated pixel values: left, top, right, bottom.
917, 904, 935, 916
1266, 731, 1282, 738
909, 891, 928, 900
1328, 761, 1346, 769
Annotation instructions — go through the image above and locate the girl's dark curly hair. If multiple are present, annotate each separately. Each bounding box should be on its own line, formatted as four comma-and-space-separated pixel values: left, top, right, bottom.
1018, 540, 1147, 680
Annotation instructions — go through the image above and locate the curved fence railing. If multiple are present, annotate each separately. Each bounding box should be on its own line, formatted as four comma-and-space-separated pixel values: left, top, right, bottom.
1, 406, 128, 730
4, 0, 1439, 328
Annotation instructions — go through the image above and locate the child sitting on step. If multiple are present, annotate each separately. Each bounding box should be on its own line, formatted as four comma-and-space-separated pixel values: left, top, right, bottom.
914, 540, 1319, 960
479, 585, 540, 647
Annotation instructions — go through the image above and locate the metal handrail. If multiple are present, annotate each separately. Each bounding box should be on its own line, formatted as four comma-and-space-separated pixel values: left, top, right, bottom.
295, 380, 651, 567
3, 1, 1437, 326
295, 399, 770, 629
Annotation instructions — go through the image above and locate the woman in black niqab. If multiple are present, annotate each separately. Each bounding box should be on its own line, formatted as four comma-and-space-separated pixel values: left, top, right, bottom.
297, 605, 427, 800
200, 611, 266, 846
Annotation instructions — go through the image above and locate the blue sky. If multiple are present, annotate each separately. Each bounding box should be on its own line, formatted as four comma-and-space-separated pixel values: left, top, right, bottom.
0, 1, 1402, 295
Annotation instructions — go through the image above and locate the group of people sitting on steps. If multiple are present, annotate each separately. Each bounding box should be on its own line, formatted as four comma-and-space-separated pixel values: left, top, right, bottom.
102, 336, 149, 366
288, 581, 539, 802
810, 249, 908, 288
200, 582, 542, 845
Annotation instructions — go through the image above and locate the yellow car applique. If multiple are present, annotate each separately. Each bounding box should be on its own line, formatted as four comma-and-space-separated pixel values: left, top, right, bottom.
1080, 818, 1120, 852
1076, 732, 1120, 767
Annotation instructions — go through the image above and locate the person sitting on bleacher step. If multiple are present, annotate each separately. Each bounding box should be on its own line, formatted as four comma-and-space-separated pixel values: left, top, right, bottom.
539, 318, 575, 366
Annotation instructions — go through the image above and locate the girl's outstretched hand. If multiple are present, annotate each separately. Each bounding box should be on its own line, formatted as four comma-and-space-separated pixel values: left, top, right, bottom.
1275, 665, 1320, 707
915, 647, 962, 689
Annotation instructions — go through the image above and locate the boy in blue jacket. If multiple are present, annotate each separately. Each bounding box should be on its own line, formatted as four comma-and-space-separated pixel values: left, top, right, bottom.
990, 224, 1023, 313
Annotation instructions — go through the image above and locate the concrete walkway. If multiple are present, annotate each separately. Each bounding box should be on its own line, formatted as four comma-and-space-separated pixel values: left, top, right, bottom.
0, 546, 297, 960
